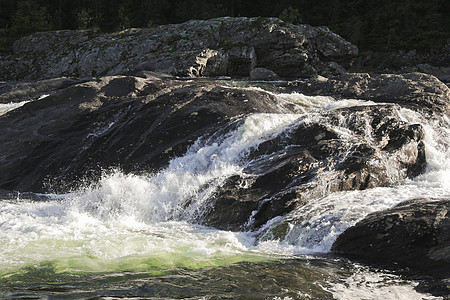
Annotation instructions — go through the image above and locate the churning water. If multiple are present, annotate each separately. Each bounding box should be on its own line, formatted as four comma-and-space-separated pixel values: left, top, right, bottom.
0, 93, 447, 299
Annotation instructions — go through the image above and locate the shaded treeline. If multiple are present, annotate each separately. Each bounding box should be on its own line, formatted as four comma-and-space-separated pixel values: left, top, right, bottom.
0, 0, 449, 54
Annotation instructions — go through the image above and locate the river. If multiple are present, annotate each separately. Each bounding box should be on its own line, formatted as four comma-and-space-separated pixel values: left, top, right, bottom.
0, 91, 447, 299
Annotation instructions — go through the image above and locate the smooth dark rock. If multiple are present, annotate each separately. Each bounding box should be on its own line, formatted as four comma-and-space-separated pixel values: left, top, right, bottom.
0, 77, 87, 104
0, 75, 293, 192
0, 17, 357, 81
332, 199, 450, 279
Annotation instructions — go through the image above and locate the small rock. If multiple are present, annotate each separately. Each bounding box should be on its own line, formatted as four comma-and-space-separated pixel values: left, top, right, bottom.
249, 68, 280, 81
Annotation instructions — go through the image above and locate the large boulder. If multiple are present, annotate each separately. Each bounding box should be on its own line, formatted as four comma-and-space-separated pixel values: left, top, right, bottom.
0, 17, 357, 81
332, 198, 450, 279
0, 74, 293, 192
0, 73, 434, 231
2, 71, 446, 233
249, 68, 280, 81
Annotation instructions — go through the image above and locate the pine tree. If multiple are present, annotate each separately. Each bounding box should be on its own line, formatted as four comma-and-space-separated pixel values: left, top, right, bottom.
76, 8, 93, 30
116, 5, 131, 31
279, 6, 302, 24
10, 0, 51, 36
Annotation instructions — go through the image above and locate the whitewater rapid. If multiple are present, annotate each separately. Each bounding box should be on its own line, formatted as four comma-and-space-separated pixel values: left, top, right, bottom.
0, 92, 447, 299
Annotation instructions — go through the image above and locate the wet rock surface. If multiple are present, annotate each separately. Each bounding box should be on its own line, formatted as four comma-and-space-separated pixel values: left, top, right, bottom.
1, 68, 449, 296
283, 72, 450, 114
0, 17, 357, 81
332, 198, 450, 280
0, 74, 292, 192
202, 105, 426, 230
1, 71, 445, 223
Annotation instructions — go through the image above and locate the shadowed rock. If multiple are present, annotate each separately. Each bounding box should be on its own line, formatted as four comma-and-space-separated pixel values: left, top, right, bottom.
0, 75, 292, 192
332, 198, 450, 279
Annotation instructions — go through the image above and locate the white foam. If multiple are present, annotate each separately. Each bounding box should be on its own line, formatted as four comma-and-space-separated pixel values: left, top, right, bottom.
0, 101, 29, 116
257, 107, 450, 254
262, 90, 380, 113
0, 113, 302, 274
328, 266, 442, 300
69, 113, 301, 224
0, 202, 265, 273
0, 92, 448, 300
38, 94, 50, 100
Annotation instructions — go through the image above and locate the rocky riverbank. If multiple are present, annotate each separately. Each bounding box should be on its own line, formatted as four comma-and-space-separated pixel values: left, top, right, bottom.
0, 17, 449, 296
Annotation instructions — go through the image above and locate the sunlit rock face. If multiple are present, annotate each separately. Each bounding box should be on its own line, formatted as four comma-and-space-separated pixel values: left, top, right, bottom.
0, 17, 357, 81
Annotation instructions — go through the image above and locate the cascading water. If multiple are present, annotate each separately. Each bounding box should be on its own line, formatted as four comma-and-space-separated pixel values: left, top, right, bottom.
256, 103, 450, 254
0, 101, 30, 116
0, 92, 446, 299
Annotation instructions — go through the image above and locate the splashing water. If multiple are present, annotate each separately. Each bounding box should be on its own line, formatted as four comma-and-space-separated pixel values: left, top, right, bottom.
256, 103, 450, 254
0, 101, 30, 116
0, 113, 301, 276
0, 93, 447, 299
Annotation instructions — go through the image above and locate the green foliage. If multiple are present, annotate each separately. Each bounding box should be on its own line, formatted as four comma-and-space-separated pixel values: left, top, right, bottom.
0, 26, 14, 53
0, 0, 448, 54
116, 5, 131, 31
279, 6, 302, 24
76, 8, 93, 30
10, 0, 51, 36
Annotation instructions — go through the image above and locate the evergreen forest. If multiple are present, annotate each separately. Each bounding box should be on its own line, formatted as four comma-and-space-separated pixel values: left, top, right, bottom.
0, 0, 449, 55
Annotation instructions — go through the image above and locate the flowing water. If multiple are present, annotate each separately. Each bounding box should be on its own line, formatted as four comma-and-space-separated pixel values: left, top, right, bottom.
0, 91, 448, 299
0, 101, 30, 116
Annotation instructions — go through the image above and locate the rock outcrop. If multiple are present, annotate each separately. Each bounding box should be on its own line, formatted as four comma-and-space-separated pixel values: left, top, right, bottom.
354, 47, 450, 83
2, 72, 443, 232
202, 104, 426, 230
0, 73, 294, 192
0, 17, 357, 81
332, 198, 450, 279
283, 72, 450, 115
